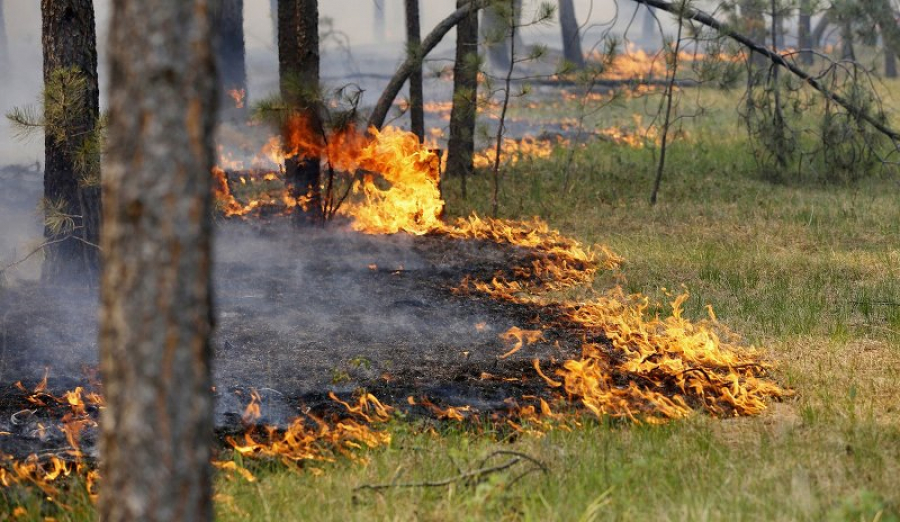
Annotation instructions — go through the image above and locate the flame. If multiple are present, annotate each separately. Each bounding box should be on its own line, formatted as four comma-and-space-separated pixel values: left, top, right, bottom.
228, 89, 246, 109
225, 393, 392, 466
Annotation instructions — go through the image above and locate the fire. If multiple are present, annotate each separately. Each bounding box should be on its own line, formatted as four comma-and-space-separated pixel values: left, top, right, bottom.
228, 88, 246, 109
226, 392, 392, 466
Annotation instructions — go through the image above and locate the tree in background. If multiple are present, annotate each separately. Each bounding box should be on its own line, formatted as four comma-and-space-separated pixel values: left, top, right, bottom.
558, 0, 585, 69
447, 0, 481, 198
99, 0, 217, 519
39, 0, 102, 283
405, 0, 425, 142
482, 0, 523, 71
215, 0, 248, 120
278, 0, 323, 224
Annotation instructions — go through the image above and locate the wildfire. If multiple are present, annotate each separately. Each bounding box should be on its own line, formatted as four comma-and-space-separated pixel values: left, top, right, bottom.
226, 392, 392, 466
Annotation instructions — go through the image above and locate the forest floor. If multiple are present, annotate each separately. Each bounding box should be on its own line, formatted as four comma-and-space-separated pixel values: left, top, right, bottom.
3, 80, 900, 520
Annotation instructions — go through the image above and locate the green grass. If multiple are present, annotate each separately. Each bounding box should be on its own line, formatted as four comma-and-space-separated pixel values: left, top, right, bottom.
4, 85, 900, 521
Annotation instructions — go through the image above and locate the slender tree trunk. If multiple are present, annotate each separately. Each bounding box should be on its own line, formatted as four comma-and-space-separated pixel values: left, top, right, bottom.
100, 0, 216, 520
215, 0, 247, 119
740, 0, 766, 83
798, 0, 812, 65
405, 0, 425, 142
367, 0, 488, 131
558, 0, 585, 68
40, 0, 101, 284
865, 0, 900, 58
840, 20, 855, 60
886, 47, 897, 78
278, 0, 322, 224
447, 0, 480, 198
482, 0, 522, 71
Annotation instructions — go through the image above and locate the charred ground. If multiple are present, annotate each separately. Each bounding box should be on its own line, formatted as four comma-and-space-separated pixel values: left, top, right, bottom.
0, 217, 590, 459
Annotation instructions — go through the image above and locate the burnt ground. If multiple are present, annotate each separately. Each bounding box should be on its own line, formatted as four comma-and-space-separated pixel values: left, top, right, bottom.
0, 218, 585, 459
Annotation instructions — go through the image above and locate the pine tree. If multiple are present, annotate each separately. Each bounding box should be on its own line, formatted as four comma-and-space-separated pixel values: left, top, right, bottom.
100, 0, 217, 519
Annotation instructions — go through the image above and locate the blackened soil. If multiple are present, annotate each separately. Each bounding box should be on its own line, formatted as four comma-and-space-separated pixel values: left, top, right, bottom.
0, 219, 584, 457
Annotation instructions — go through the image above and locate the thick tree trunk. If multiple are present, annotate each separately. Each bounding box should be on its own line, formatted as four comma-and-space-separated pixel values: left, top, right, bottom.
558, 0, 585, 68
798, 0, 812, 65
446, 0, 479, 197
405, 0, 425, 142
278, 0, 322, 224
367, 0, 488, 131
100, 0, 217, 520
40, 0, 101, 284
215, 0, 247, 119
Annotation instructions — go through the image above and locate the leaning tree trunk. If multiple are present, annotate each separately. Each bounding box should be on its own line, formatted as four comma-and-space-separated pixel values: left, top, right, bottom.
446, 0, 480, 198
100, 0, 217, 520
405, 0, 425, 142
215, 0, 247, 120
40, 0, 101, 284
558, 0, 585, 69
278, 0, 322, 224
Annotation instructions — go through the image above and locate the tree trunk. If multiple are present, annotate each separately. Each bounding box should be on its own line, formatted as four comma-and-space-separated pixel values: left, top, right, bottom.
481, 0, 522, 71
405, 0, 425, 142
886, 47, 897, 78
865, 0, 900, 59
558, 0, 585, 68
100, 0, 216, 520
215, 0, 247, 120
740, 0, 766, 81
446, 0, 479, 197
40, 0, 101, 284
798, 0, 812, 65
840, 20, 855, 60
367, 0, 488, 131
278, 0, 322, 224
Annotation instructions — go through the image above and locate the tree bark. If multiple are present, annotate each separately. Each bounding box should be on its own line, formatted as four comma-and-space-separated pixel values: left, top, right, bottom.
405, 0, 425, 142
558, 0, 585, 68
100, 0, 217, 520
447, 0, 480, 197
278, 0, 322, 224
215, 0, 247, 119
40, 0, 101, 284
368, 0, 488, 131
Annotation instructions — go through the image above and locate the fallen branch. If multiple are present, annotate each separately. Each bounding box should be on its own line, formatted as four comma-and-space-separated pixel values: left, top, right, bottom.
367, 0, 488, 131
353, 450, 546, 491
631, 0, 900, 142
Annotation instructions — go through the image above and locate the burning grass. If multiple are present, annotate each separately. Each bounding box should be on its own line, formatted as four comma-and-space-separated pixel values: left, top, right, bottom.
1, 112, 788, 516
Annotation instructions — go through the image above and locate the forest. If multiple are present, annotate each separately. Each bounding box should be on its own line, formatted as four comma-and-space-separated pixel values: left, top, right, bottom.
0, 0, 898, 520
